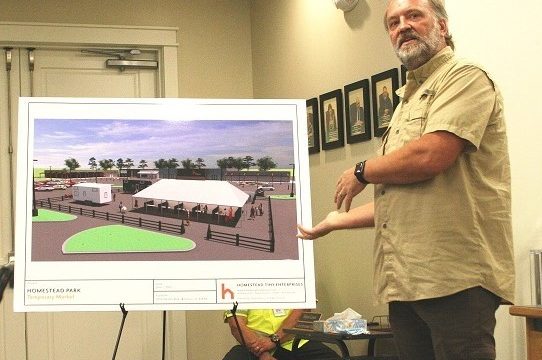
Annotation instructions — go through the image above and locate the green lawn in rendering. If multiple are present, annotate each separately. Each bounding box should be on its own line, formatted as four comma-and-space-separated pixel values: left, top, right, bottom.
62, 224, 196, 254
270, 194, 296, 200
32, 209, 77, 222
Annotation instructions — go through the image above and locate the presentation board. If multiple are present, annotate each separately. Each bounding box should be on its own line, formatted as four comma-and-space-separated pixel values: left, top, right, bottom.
14, 97, 315, 312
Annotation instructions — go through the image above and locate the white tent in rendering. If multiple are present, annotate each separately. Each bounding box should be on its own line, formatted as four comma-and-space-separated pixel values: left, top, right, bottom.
132, 179, 249, 207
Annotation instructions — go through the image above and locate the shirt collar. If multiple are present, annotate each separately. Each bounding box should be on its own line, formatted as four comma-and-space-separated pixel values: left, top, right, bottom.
397, 46, 454, 98
409, 46, 454, 85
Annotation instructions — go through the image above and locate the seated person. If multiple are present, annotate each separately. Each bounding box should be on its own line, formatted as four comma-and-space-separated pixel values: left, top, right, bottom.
222, 308, 340, 360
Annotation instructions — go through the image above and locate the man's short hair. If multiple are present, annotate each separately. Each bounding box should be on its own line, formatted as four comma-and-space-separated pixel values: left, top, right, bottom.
427, 0, 454, 49
383, 0, 455, 50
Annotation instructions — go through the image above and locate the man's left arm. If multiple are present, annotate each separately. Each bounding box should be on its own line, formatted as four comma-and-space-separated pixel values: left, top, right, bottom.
336, 130, 467, 211
337, 64, 498, 211
364, 130, 467, 183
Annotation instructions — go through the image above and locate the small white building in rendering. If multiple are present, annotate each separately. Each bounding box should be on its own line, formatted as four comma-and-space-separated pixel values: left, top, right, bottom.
72, 183, 112, 204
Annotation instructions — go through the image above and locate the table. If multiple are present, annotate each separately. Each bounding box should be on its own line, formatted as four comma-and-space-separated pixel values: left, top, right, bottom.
510, 305, 542, 360
284, 327, 395, 360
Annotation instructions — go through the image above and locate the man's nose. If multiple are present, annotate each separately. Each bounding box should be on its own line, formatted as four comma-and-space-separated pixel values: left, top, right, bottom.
397, 17, 412, 32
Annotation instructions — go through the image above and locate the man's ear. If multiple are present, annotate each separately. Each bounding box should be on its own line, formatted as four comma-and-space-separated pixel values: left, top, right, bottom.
438, 18, 448, 38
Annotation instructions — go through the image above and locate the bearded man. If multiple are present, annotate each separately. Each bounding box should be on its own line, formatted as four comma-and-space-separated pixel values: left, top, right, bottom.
297, 1, 514, 359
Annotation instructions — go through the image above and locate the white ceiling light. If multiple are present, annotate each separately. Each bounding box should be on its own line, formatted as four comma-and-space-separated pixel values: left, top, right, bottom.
333, 0, 359, 12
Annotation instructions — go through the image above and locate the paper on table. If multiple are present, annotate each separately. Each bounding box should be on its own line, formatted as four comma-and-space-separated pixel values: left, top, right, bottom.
314, 308, 368, 335
327, 307, 363, 320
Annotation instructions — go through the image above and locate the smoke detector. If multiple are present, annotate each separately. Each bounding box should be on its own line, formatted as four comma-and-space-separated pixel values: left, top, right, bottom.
333, 0, 359, 12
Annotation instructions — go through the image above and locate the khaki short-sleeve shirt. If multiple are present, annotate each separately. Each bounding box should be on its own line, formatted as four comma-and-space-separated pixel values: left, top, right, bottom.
373, 47, 514, 305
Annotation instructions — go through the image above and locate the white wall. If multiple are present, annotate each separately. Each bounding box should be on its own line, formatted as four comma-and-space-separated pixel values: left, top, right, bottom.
0, 0, 254, 99
447, 1, 542, 359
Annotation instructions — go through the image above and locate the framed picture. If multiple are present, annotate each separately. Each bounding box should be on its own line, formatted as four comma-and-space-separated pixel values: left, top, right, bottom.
371, 68, 400, 137
319, 89, 344, 150
400, 65, 407, 86
306, 98, 320, 154
344, 79, 371, 144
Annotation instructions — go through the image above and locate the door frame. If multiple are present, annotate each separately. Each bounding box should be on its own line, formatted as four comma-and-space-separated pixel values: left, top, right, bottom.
0, 22, 187, 360
0, 21, 179, 97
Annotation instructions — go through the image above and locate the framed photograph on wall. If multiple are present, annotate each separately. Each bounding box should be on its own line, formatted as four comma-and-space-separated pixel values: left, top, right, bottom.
306, 98, 320, 154
400, 65, 407, 86
319, 89, 344, 150
371, 68, 400, 137
344, 79, 371, 144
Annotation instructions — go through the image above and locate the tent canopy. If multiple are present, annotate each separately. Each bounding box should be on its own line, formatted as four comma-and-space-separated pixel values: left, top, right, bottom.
132, 179, 249, 207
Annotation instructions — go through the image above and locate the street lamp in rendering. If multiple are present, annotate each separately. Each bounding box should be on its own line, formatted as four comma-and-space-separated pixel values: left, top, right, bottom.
32, 159, 38, 216
289, 163, 295, 197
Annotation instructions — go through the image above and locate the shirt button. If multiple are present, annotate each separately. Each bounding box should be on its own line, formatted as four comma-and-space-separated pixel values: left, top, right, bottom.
395, 129, 399, 134
381, 190, 385, 196
383, 223, 387, 229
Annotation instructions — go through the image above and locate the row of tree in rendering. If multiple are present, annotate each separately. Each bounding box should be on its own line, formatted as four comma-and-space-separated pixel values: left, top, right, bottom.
62, 155, 278, 173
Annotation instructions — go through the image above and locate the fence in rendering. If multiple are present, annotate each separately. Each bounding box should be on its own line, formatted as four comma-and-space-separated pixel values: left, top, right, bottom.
36, 199, 185, 236
205, 197, 276, 252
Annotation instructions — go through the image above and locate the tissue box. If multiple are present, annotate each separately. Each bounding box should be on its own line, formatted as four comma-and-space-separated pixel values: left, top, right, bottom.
313, 318, 368, 334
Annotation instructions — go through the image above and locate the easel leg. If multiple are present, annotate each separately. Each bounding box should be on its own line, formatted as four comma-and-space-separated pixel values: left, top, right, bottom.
112, 303, 129, 360
162, 310, 167, 360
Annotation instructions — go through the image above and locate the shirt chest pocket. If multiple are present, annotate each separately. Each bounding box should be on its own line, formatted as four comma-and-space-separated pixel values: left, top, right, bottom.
400, 90, 435, 141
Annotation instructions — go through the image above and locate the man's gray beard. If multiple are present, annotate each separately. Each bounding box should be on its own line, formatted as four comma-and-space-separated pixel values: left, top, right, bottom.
394, 24, 442, 70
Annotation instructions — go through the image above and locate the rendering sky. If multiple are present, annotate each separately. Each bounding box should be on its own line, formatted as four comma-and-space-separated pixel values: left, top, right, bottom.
33, 119, 295, 169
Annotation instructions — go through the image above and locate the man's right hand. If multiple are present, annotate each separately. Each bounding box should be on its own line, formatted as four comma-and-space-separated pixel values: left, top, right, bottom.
297, 211, 341, 240
297, 202, 376, 239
